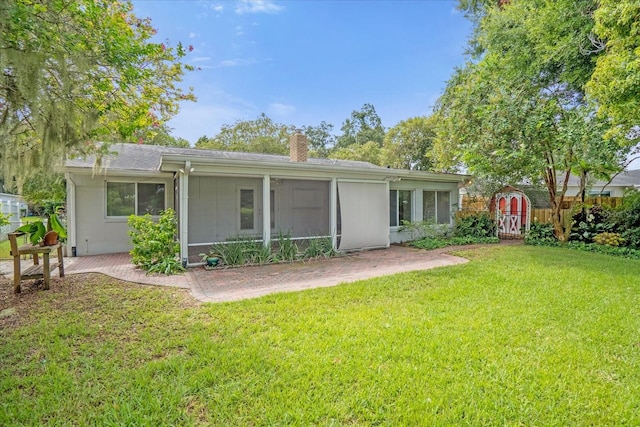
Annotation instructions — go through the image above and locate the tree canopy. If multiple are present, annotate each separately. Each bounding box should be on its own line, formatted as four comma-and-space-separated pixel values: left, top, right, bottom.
586, 0, 640, 143
434, 0, 632, 239
194, 113, 294, 155
336, 104, 385, 148
0, 0, 194, 187
382, 116, 437, 170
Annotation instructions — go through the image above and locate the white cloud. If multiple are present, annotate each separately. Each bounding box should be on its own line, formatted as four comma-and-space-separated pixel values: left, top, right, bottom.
189, 32, 198, 39
235, 0, 283, 15
212, 3, 224, 12
235, 25, 244, 36
268, 103, 296, 117
192, 56, 211, 62
214, 58, 257, 68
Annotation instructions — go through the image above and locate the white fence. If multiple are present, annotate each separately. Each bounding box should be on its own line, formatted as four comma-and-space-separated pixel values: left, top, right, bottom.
0, 193, 28, 240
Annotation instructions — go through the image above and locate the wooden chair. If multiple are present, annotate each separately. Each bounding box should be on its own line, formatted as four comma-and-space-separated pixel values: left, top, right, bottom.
8, 232, 64, 293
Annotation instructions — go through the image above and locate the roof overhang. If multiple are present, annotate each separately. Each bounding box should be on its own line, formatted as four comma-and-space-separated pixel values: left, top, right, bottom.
159, 153, 469, 183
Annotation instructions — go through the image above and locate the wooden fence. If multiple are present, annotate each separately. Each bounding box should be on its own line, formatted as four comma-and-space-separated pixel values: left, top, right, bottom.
460, 196, 624, 225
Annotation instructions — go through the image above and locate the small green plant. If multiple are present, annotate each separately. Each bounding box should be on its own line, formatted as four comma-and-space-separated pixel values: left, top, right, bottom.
0, 212, 10, 228
211, 239, 248, 266
128, 208, 184, 275
593, 232, 624, 247
302, 236, 336, 259
273, 231, 299, 262
14, 213, 67, 245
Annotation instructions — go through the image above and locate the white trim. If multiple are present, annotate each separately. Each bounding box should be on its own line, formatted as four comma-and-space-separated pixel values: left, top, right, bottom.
330, 177, 337, 250
262, 175, 271, 247
179, 161, 190, 265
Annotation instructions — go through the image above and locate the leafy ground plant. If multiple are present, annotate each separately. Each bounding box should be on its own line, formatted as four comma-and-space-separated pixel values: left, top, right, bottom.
1, 246, 639, 425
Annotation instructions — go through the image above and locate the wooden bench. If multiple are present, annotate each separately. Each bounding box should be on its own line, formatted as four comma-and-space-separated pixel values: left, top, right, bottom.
8, 232, 65, 294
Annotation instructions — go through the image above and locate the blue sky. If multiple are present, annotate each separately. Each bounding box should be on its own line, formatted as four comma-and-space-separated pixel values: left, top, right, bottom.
132, 0, 472, 144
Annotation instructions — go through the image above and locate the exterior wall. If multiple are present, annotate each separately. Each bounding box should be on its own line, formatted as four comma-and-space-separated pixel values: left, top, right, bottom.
564, 185, 627, 198
70, 173, 174, 256
389, 180, 460, 244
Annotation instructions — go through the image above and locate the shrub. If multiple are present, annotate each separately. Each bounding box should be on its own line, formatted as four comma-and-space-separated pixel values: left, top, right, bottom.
399, 220, 450, 240
273, 232, 299, 262
454, 212, 495, 238
569, 204, 613, 243
128, 209, 184, 275
593, 232, 624, 247
525, 222, 557, 246
610, 190, 640, 248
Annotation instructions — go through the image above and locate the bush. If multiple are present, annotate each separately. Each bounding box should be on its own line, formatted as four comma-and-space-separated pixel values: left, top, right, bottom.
128, 209, 184, 275
399, 220, 450, 240
611, 190, 640, 248
454, 212, 495, 238
410, 236, 499, 250
569, 204, 613, 243
593, 232, 624, 247
525, 222, 557, 246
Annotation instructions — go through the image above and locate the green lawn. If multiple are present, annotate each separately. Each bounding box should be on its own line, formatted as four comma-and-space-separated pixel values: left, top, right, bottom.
1, 246, 639, 425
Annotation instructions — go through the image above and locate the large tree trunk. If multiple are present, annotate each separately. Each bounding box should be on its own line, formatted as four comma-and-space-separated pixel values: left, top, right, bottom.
544, 166, 573, 242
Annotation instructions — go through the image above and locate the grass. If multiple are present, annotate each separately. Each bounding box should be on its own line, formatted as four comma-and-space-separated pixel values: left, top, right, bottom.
1, 246, 640, 425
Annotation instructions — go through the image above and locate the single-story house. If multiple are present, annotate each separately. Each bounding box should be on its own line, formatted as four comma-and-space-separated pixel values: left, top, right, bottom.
64, 132, 469, 265
564, 169, 640, 198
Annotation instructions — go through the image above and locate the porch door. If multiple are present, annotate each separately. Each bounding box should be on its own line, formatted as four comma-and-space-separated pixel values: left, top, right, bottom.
496, 192, 530, 237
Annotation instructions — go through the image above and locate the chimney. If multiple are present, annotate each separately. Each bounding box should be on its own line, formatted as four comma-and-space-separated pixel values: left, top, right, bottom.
289, 129, 308, 162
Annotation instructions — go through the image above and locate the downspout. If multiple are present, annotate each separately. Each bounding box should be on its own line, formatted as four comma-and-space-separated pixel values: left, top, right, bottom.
179, 161, 190, 267
65, 173, 77, 257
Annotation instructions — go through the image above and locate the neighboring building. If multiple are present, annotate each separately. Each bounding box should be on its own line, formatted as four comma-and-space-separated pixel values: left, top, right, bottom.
63, 134, 468, 265
0, 193, 28, 237
564, 170, 640, 198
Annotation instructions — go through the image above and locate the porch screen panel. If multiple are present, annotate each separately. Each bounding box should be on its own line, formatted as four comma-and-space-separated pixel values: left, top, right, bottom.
338, 181, 389, 251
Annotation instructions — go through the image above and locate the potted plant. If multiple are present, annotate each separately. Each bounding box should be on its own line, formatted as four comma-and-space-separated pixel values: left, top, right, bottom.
15, 213, 67, 246
199, 252, 220, 268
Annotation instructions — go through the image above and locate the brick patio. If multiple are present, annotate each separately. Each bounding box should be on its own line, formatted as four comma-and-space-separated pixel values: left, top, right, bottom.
1, 242, 521, 303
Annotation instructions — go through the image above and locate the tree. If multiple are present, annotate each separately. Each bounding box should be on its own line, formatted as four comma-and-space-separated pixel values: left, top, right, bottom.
586, 0, 640, 143
300, 121, 335, 158
434, 0, 630, 240
336, 104, 385, 148
381, 116, 437, 170
144, 127, 190, 148
330, 141, 382, 165
20, 172, 66, 215
0, 0, 195, 188
195, 113, 294, 155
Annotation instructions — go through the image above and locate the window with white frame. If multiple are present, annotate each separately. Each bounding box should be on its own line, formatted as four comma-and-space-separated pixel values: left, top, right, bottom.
390, 189, 413, 226
423, 190, 451, 224
106, 182, 165, 217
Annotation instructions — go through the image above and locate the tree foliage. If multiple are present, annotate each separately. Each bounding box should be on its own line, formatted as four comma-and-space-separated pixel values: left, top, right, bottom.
434, 0, 630, 240
0, 0, 195, 187
330, 141, 382, 165
195, 113, 294, 155
300, 121, 335, 158
382, 116, 437, 170
336, 103, 385, 148
586, 0, 640, 142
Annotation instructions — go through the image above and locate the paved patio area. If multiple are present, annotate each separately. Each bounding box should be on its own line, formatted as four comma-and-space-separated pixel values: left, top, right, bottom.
1, 243, 519, 303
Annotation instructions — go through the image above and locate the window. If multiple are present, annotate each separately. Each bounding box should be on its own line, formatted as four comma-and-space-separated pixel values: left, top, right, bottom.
106, 182, 165, 217
589, 190, 611, 197
423, 190, 451, 224
270, 190, 276, 229
240, 189, 255, 230
390, 190, 412, 226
